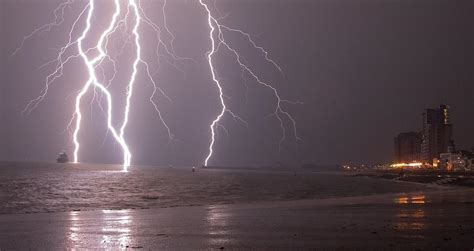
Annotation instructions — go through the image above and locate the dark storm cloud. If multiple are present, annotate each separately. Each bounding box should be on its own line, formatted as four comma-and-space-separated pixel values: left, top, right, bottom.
1, 0, 473, 166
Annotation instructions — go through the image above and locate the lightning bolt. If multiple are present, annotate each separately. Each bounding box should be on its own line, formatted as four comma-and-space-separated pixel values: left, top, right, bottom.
15, 0, 300, 169
198, 0, 300, 166
73, 0, 133, 170
10, 0, 76, 58
15, 0, 181, 172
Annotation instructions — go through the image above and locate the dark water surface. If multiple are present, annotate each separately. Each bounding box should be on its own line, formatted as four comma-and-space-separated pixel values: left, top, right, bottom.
0, 162, 430, 214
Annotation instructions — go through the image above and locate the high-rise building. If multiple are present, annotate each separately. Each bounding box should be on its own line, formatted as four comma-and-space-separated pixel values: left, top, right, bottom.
394, 132, 421, 163
421, 104, 453, 164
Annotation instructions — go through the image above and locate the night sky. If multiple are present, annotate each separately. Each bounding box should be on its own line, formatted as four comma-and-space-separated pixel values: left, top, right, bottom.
1, 0, 473, 167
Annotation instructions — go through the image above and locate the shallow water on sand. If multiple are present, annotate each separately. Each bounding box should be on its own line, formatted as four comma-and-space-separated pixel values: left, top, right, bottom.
0, 162, 430, 214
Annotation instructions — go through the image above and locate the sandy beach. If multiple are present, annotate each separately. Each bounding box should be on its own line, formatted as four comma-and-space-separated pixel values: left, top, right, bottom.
1, 188, 473, 250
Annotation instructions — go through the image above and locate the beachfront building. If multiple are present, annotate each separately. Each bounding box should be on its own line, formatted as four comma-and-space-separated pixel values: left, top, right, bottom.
439, 150, 474, 172
421, 104, 453, 164
394, 132, 421, 163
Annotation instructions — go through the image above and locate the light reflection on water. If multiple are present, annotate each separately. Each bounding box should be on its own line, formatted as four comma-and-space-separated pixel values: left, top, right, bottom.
206, 206, 232, 245
68, 210, 133, 250
393, 193, 427, 232
395, 209, 426, 231
69, 211, 80, 243
393, 194, 426, 204
101, 210, 132, 249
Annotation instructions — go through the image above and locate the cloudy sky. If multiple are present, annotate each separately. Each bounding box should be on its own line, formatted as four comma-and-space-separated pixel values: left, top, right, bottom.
1, 0, 473, 167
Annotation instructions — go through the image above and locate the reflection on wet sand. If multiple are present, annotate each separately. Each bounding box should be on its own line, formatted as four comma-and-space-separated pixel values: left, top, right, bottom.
69, 211, 80, 243
68, 210, 134, 250
206, 206, 232, 246
393, 194, 427, 232
393, 194, 426, 204
101, 210, 132, 249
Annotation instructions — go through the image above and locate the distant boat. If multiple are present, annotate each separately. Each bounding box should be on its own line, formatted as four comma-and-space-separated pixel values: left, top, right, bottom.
57, 151, 69, 163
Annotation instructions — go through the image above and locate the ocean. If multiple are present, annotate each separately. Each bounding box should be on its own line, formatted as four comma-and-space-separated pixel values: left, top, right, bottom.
0, 162, 428, 215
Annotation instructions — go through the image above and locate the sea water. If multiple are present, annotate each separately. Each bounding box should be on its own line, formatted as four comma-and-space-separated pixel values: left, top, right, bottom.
0, 162, 427, 214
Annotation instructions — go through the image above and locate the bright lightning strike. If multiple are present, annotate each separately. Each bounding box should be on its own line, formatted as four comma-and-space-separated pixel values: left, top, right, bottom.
14, 0, 300, 169
73, 0, 132, 170
198, 0, 300, 166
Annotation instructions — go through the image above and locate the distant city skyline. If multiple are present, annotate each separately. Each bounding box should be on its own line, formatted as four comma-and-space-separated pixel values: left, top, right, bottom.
394, 104, 459, 165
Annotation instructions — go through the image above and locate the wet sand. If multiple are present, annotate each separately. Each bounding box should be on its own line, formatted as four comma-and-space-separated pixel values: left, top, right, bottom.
1, 189, 473, 250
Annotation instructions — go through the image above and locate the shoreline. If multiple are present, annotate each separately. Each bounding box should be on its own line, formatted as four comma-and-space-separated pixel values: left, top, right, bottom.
1, 188, 473, 250
0, 177, 439, 217
350, 169, 474, 188
0, 186, 447, 216
0, 185, 466, 216
1, 162, 472, 249
0, 163, 437, 216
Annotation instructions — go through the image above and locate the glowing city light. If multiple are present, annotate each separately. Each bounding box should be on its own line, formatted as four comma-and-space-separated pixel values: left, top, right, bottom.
390, 162, 424, 168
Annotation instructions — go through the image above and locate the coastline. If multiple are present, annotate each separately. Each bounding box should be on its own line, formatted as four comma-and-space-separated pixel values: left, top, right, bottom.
1, 162, 472, 249
0, 162, 436, 215
350, 169, 474, 188
0, 188, 473, 250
